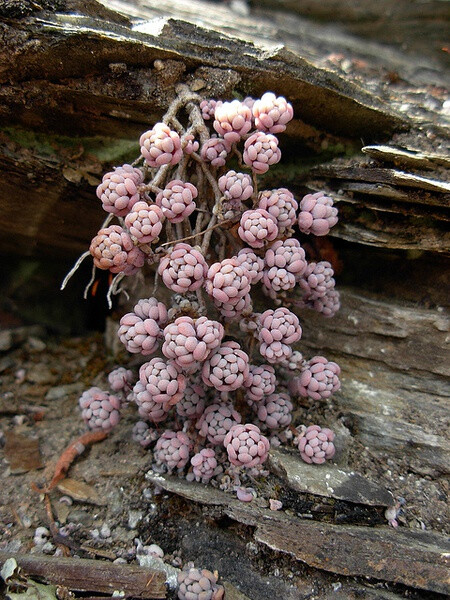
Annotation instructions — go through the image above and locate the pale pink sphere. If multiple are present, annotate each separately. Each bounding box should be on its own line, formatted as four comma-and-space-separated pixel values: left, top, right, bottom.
158, 243, 208, 293
252, 92, 294, 134
89, 225, 145, 276
124, 202, 164, 244
213, 292, 252, 322
238, 209, 278, 249
218, 170, 253, 202
139, 358, 186, 406
79, 387, 121, 431
118, 312, 161, 356
177, 566, 224, 600
296, 355, 341, 400
224, 423, 270, 467
213, 99, 252, 143
258, 307, 302, 364
258, 188, 298, 233
190, 448, 218, 483
140, 122, 183, 167
200, 136, 231, 167
131, 381, 171, 423
244, 364, 277, 404
108, 367, 134, 392
155, 180, 198, 223
299, 261, 335, 300
154, 430, 193, 472
196, 402, 242, 445
298, 191, 338, 236
205, 257, 251, 305
236, 248, 264, 284
176, 380, 206, 420
243, 132, 281, 174
255, 392, 293, 429
162, 316, 218, 371
201, 341, 250, 392
96, 164, 144, 217
296, 425, 336, 464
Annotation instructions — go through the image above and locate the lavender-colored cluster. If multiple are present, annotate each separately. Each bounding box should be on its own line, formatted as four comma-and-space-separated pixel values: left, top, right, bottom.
77, 89, 344, 501
177, 565, 224, 600
295, 425, 336, 464
79, 388, 121, 431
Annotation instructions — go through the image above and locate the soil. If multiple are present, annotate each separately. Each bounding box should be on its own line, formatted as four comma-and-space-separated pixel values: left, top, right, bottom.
0, 330, 448, 599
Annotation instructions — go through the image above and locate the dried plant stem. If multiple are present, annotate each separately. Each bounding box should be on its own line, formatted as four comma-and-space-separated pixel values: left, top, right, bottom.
201, 214, 218, 254
61, 251, 91, 290
83, 263, 97, 299
190, 152, 222, 202
158, 217, 230, 250
106, 272, 127, 309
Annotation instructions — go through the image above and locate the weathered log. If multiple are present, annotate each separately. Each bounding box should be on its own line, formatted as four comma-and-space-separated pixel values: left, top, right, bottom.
146, 472, 450, 596
295, 289, 450, 475
1, 0, 448, 257
0, 552, 167, 598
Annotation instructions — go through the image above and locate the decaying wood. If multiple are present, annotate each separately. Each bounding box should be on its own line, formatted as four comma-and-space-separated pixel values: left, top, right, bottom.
297, 289, 450, 475
0, 0, 448, 257
146, 472, 450, 595
0, 552, 167, 598
268, 448, 394, 506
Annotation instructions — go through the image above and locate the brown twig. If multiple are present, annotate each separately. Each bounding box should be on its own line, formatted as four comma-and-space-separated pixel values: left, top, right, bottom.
32, 430, 108, 494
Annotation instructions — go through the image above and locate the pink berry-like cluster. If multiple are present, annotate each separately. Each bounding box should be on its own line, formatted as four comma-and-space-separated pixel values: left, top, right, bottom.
77, 87, 343, 506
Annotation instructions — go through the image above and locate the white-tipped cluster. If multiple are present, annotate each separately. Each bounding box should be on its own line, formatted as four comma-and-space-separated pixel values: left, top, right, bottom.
224, 423, 270, 467
258, 188, 298, 232
298, 191, 338, 236
89, 225, 145, 276
132, 381, 171, 423
252, 92, 294, 134
140, 122, 183, 168
132, 420, 158, 447
118, 297, 167, 355
176, 380, 206, 420
293, 356, 341, 400
79, 387, 121, 431
177, 566, 224, 600
205, 257, 251, 307
299, 261, 335, 300
197, 402, 242, 445
213, 99, 252, 143
200, 136, 231, 167
159, 243, 208, 293
162, 316, 224, 371
156, 180, 198, 223
263, 239, 307, 293
139, 358, 186, 406
244, 364, 277, 404
255, 392, 293, 429
243, 132, 281, 174
296, 425, 336, 464
202, 341, 250, 391
218, 170, 253, 203
108, 367, 134, 392
236, 248, 264, 284
258, 307, 302, 363
190, 448, 218, 483
96, 164, 144, 217
124, 201, 164, 244
238, 209, 278, 249
154, 430, 193, 472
